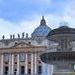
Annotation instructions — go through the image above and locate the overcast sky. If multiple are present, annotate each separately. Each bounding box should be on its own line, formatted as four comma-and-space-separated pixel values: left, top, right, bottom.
0, 0, 75, 39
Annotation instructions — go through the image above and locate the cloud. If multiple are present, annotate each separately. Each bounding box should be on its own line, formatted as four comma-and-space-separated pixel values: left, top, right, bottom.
0, 0, 52, 22
60, 0, 75, 27
0, 0, 75, 39
0, 13, 75, 39
0, 14, 66, 39
0, 15, 41, 39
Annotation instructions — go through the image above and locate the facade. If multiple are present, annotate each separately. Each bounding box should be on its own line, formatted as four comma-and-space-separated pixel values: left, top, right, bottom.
0, 16, 53, 75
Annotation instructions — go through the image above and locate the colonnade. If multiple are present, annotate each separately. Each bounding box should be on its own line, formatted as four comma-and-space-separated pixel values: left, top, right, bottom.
0, 53, 38, 75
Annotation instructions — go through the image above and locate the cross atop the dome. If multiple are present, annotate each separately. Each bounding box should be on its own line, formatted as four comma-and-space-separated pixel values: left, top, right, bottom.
42, 16, 44, 20
40, 16, 46, 25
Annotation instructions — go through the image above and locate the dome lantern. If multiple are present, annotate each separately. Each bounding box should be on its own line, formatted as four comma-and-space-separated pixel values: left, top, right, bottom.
40, 16, 46, 26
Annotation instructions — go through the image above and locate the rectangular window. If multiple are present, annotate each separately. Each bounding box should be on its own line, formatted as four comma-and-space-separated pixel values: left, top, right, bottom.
14, 55, 17, 62
28, 68, 31, 74
14, 69, 17, 75
4, 53, 9, 62
28, 53, 31, 61
21, 66, 25, 74
4, 66, 9, 75
38, 66, 42, 74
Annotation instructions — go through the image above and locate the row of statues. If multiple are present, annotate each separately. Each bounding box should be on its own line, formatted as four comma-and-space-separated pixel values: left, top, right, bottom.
2, 32, 28, 39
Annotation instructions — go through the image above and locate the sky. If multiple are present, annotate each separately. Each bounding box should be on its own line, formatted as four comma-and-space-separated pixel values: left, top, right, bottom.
0, 0, 75, 39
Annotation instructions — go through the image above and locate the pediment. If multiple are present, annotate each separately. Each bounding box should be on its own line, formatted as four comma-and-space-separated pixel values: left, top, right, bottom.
11, 42, 34, 48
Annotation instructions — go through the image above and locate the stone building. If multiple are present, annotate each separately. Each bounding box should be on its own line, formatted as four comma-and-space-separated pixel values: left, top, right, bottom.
0, 16, 53, 75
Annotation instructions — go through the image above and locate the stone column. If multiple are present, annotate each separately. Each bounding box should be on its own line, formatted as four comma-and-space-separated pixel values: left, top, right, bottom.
31, 53, 34, 75
25, 53, 28, 74
1, 54, 3, 75
11, 54, 14, 74
35, 53, 37, 74
42, 63, 47, 75
48, 65, 53, 75
17, 54, 20, 75
9, 54, 12, 74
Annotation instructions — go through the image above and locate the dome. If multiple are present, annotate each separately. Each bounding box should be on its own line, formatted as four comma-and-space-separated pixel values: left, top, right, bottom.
31, 16, 51, 38
47, 22, 75, 42
47, 22, 75, 36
